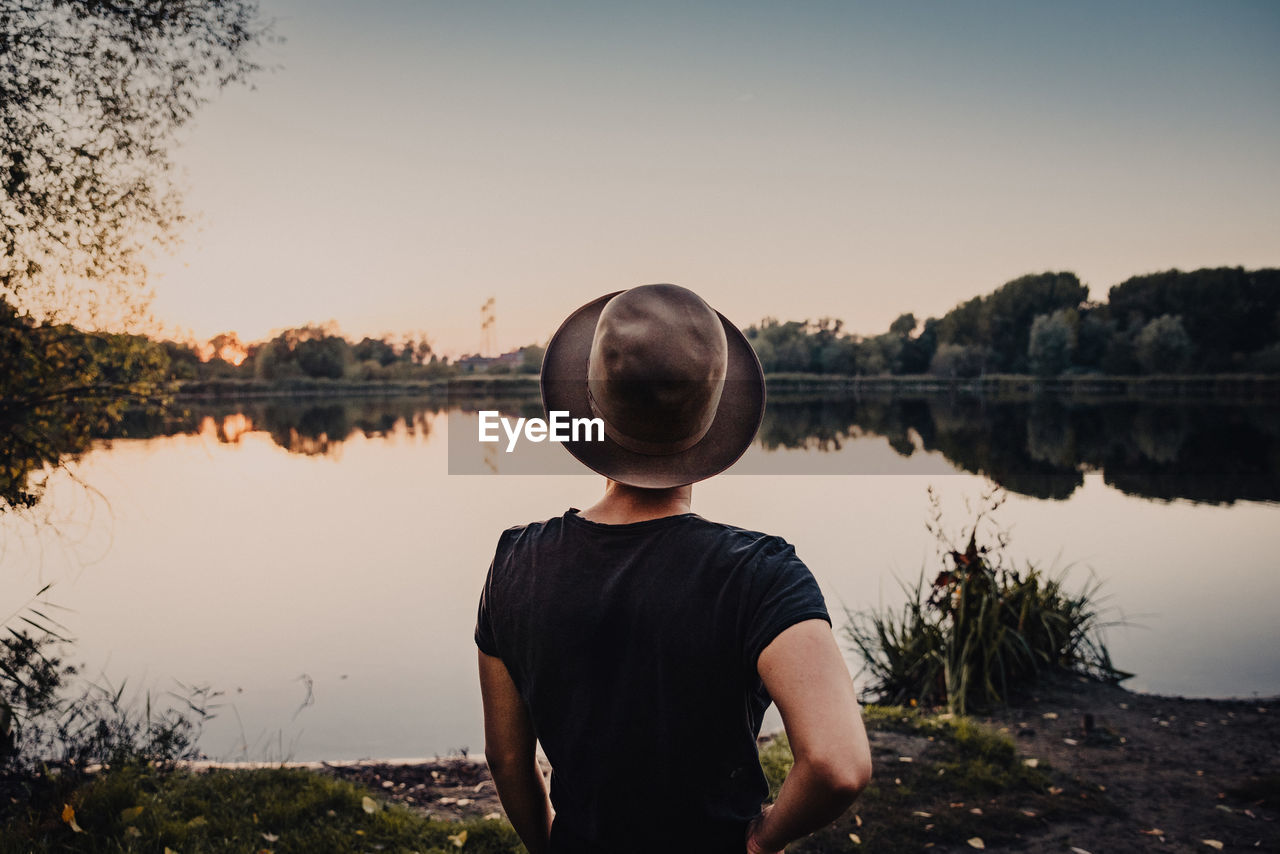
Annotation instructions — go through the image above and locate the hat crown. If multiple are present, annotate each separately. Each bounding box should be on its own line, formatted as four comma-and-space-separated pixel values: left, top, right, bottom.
587, 284, 728, 455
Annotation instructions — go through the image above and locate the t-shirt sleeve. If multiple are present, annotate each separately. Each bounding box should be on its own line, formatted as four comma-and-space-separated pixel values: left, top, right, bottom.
742, 537, 831, 673
473, 533, 507, 658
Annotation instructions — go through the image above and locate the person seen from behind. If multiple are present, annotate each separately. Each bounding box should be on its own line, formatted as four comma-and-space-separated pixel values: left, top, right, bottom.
475, 284, 872, 853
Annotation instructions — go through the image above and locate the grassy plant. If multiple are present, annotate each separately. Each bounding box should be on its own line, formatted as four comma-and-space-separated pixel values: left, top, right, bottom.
2, 617, 215, 776
1, 764, 523, 853
845, 487, 1129, 713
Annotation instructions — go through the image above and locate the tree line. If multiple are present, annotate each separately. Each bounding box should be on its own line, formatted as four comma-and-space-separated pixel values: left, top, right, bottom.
745, 267, 1280, 377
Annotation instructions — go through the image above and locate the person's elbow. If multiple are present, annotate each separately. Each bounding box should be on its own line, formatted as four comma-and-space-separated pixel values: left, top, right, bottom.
808, 744, 872, 801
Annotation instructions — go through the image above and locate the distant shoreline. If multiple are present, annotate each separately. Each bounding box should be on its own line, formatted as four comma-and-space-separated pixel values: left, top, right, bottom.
169, 372, 1280, 403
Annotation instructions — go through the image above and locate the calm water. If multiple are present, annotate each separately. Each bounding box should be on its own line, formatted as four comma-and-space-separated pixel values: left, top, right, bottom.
4, 394, 1278, 761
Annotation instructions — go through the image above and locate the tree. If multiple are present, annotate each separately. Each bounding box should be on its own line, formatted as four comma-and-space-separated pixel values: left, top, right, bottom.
929, 343, 991, 379
934, 273, 1088, 372
897, 317, 939, 375
1135, 314, 1193, 374
1, 0, 271, 321
889, 313, 917, 338
520, 344, 546, 374
354, 336, 399, 367
255, 325, 352, 380
1027, 309, 1076, 376
1, 297, 167, 512
1108, 268, 1280, 372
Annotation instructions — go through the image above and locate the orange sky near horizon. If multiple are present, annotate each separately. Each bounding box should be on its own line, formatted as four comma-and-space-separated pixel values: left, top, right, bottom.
142, 0, 1280, 358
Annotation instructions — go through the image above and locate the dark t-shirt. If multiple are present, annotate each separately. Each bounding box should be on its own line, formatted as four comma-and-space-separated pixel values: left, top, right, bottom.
474, 508, 830, 854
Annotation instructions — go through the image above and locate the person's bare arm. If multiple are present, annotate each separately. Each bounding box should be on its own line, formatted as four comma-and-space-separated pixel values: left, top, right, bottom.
746, 619, 872, 854
478, 650, 553, 854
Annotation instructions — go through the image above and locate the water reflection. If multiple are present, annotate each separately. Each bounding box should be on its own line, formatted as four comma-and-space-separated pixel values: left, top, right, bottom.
108, 394, 1280, 504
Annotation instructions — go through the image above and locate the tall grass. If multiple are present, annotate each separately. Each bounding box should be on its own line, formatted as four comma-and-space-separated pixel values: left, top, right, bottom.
845, 487, 1129, 714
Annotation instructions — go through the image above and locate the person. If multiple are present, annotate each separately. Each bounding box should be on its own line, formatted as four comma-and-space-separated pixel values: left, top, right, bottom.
475, 284, 872, 853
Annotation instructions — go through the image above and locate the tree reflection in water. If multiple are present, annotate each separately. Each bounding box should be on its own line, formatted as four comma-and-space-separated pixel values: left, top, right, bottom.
100, 393, 1280, 505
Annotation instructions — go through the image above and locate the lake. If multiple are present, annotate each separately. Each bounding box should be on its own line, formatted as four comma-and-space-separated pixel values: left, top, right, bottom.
4, 392, 1278, 762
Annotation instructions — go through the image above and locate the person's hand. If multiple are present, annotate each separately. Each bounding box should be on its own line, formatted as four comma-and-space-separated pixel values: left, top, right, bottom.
745, 805, 782, 854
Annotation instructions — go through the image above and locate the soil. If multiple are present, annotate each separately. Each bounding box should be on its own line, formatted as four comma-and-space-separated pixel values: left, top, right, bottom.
320, 675, 1280, 852
982, 674, 1279, 852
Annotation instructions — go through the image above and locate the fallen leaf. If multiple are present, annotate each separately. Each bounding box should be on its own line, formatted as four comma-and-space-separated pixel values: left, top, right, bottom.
1023, 758, 1039, 768
457, 798, 474, 806
62, 803, 84, 833
1202, 842, 1224, 850
120, 805, 144, 823
1139, 828, 1165, 836
1216, 805, 1235, 814
362, 796, 377, 814
164, 849, 178, 854
261, 832, 279, 842
1048, 786, 1064, 795
898, 756, 913, 763
970, 807, 983, 815
849, 833, 861, 844
855, 815, 862, 827
912, 811, 932, 817
967, 838, 985, 849
484, 812, 502, 820
1063, 738, 1079, 746
1069, 847, 1092, 854
186, 816, 208, 828
448, 829, 468, 848
1042, 712, 1058, 720
1020, 809, 1037, 817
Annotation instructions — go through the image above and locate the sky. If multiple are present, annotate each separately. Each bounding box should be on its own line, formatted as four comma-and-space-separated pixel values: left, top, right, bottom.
148, 0, 1280, 357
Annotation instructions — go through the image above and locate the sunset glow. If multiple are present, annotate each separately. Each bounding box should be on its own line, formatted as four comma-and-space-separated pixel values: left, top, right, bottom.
147, 0, 1280, 354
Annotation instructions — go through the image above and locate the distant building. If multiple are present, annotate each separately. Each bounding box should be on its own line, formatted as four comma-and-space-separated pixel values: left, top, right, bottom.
456, 348, 526, 373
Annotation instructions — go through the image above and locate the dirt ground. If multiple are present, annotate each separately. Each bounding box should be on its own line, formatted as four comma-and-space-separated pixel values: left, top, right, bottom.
983, 675, 1278, 852
321, 675, 1279, 852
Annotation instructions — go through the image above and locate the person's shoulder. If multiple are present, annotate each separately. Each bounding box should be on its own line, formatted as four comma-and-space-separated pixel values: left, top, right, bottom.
686, 515, 802, 567
491, 511, 571, 553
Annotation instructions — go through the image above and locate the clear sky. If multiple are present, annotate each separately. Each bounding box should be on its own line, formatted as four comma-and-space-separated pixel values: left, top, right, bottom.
148, 0, 1280, 357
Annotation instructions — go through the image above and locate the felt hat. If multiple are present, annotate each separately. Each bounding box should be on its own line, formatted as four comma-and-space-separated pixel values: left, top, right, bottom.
540, 284, 765, 488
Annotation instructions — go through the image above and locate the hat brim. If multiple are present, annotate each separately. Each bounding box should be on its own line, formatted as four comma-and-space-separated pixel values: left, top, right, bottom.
540, 290, 766, 488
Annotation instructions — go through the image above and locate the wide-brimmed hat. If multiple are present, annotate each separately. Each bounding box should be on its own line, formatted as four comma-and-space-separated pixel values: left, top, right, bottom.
540, 284, 765, 488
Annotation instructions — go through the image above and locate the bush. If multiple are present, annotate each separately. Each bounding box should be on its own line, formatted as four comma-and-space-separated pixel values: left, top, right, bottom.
844, 487, 1129, 713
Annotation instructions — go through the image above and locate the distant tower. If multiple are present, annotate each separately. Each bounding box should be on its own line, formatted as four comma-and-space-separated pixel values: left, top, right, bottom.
481, 297, 496, 356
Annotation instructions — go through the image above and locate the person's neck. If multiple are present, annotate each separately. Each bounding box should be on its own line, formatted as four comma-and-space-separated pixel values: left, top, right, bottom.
578, 480, 692, 525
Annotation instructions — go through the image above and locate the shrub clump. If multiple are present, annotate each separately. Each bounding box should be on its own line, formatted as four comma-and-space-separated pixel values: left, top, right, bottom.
845, 487, 1129, 713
